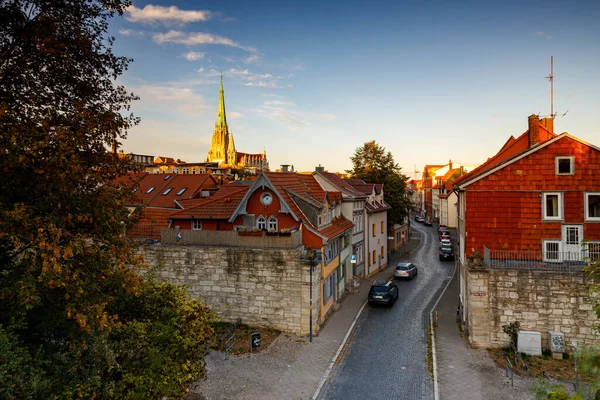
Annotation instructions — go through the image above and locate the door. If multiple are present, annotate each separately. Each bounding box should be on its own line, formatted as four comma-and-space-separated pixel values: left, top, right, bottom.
562, 225, 583, 261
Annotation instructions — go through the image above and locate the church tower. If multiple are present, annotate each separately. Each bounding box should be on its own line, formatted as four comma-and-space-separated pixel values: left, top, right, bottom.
207, 75, 235, 165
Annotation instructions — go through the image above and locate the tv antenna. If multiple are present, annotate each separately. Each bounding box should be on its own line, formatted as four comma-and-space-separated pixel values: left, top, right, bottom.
545, 56, 568, 118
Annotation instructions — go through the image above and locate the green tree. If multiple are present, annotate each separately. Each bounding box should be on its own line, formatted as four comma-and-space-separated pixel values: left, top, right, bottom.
347, 141, 410, 225
0, 0, 215, 397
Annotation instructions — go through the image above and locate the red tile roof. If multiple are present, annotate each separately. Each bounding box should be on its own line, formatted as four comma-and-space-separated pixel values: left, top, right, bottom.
319, 217, 354, 240
342, 178, 374, 195
127, 207, 173, 239
317, 171, 367, 197
146, 174, 218, 208
169, 184, 250, 220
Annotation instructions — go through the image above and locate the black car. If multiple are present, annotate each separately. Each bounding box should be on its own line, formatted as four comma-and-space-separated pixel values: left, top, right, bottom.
368, 280, 399, 306
439, 246, 455, 261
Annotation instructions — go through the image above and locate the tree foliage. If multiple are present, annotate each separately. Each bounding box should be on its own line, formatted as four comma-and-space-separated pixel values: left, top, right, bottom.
347, 141, 410, 225
0, 0, 216, 397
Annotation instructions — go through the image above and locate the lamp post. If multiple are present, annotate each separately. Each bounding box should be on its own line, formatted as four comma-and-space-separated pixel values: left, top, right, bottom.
309, 250, 325, 343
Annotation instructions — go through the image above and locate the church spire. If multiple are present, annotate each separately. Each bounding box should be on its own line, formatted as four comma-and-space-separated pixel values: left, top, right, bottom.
216, 73, 227, 128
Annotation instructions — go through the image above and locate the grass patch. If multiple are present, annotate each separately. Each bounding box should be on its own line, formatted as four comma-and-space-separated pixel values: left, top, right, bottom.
211, 321, 281, 355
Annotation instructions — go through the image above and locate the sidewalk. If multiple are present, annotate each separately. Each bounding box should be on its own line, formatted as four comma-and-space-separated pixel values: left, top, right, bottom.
434, 251, 536, 399
191, 233, 422, 400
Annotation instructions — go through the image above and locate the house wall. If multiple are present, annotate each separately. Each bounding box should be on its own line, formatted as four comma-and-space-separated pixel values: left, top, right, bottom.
366, 211, 388, 276
466, 264, 599, 350
464, 136, 600, 257
137, 244, 322, 336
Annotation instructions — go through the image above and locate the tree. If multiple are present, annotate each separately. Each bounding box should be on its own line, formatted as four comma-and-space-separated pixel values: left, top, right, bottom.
347, 141, 410, 225
0, 0, 215, 397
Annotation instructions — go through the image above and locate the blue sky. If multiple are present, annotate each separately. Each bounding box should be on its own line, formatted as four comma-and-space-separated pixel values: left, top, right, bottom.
113, 0, 600, 177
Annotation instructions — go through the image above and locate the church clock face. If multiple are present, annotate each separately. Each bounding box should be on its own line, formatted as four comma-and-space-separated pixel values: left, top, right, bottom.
261, 193, 273, 206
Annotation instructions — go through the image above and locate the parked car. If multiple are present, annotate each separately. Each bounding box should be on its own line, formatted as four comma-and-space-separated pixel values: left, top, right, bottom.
415, 216, 425, 223
439, 246, 455, 261
439, 231, 451, 240
368, 280, 399, 306
394, 262, 418, 279
440, 238, 452, 247
424, 219, 433, 226
438, 224, 448, 232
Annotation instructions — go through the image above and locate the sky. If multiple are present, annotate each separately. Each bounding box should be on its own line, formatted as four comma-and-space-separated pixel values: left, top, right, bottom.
113, 0, 600, 178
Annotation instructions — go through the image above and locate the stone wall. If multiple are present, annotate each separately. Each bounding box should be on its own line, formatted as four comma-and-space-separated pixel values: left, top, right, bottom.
137, 244, 321, 336
467, 264, 599, 351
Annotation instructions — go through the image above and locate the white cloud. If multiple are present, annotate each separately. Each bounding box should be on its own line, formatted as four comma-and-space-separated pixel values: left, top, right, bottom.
125, 5, 212, 25
264, 100, 296, 106
132, 84, 210, 114
195, 67, 205, 73
244, 54, 262, 64
153, 30, 255, 52
255, 100, 336, 131
534, 31, 552, 40
182, 51, 205, 61
228, 111, 246, 119
205, 68, 283, 88
118, 29, 144, 37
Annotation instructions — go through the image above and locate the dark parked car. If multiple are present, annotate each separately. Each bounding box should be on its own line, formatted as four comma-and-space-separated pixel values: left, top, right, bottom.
368, 280, 399, 306
439, 246, 455, 261
394, 262, 418, 279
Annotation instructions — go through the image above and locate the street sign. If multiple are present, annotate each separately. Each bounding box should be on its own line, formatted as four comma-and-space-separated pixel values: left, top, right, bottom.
251, 332, 261, 350
387, 236, 393, 240
350, 254, 356, 264
401, 233, 405, 239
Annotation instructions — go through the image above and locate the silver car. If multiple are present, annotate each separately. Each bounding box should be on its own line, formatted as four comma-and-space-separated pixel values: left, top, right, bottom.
394, 262, 417, 279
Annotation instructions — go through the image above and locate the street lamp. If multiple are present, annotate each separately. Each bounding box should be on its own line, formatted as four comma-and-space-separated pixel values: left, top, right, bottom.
309, 250, 325, 343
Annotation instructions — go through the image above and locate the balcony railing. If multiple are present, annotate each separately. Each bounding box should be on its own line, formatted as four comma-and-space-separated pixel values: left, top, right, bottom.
483, 246, 597, 271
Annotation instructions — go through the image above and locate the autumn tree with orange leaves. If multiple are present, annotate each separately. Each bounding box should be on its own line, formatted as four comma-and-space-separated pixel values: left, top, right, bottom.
0, 0, 215, 398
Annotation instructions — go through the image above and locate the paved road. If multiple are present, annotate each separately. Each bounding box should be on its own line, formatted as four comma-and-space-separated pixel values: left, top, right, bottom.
316, 223, 454, 400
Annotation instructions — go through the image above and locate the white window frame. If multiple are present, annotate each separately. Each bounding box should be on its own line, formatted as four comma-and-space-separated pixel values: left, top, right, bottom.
584, 192, 600, 222
543, 239, 562, 262
257, 215, 266, 230
173, 168, 178, 174
182, 168, 189, 174
555, 156, 575, 175
192, 220, 202, 230
542, 192, 563, 221
585, 241, 600, 263
267, 216, 278, 231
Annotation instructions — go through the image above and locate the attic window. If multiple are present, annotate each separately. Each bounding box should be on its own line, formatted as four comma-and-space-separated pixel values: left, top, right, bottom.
176, 188, 187, 196
556, 156, 574, 175
162, 188, 172, 195
164, 175, 171, 180
146, 187, 155, 194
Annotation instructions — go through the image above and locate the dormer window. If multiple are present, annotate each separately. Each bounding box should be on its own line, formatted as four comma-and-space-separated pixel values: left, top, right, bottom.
146, 187, 155, 194
556, 156, 574, 175
162, 188, 172, 195
176, 188, 187, 196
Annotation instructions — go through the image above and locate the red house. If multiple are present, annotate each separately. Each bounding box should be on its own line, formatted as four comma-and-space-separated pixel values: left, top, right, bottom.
168, 171, 355, 321
454, 115, 600, 348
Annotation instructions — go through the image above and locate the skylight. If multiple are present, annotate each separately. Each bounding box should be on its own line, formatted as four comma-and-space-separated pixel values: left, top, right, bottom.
176, 188, 187, 196
162, 188, 172, 195
146, 187, 155, 194
164, 175, 170, 180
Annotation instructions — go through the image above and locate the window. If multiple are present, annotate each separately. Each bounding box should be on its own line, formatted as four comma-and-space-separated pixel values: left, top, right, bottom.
182, 168, 189, 174
192, 220, 202, 230
556, 156, 574, 175
146, 187, 155, 194
587, 242, 600, 263
267, 216, 278, 231
372, 250, 376, 264
565, 226, 580, 245
585, 193, 600, 221
323, 275, 332, 303
542, 193, 563, 220
192, 168, 196, 174
162, 188, 172, 195
318, 213, 322, 227
381, 246, 384, 259
257, 216, 266, 230
173, 168, 178, 174
381, 221, 384, 234
164, 175, 170, 180
176, 188, 187, 196
372, 223, 376, 237
543, 240, 561, 262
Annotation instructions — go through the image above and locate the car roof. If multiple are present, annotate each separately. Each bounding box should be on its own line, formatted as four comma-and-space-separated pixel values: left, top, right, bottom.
396, 262, 412, 267
372, 280, 392, 287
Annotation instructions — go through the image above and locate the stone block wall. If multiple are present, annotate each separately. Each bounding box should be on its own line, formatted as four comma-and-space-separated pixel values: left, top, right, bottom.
467, 265, 599, 351
137, 244, 321, 336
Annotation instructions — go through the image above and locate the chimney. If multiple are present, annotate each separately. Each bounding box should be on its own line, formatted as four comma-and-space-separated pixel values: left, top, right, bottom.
528, 114, 540, 147
448, 159, 453, 170
540, 117, 554, 134
315, 164, 325, 173
281, 164, 289, 172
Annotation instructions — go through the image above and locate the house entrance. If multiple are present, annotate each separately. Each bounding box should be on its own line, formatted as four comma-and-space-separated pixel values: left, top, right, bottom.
562, 225, 583, 261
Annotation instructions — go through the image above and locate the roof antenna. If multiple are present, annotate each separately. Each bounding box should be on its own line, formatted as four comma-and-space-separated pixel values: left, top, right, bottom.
545, 56, 568, 118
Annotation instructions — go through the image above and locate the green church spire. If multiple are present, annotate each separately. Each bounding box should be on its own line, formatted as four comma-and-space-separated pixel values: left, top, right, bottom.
216, 73, 227, 128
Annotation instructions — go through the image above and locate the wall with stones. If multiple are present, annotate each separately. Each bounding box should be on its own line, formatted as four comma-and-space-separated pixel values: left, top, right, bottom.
467, 266, 599, 351
136, 244, 321, 336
